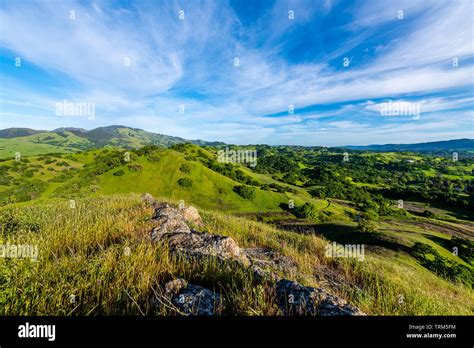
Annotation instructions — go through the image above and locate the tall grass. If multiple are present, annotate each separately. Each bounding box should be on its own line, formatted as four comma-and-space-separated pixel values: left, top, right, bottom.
0, 194, 472, 315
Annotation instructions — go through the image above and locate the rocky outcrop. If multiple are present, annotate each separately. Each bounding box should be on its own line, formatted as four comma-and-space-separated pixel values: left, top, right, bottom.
144, 194, 365, 316
244, 247, 298, 275
276, 279, 365, 316
180, 206, 203, 227
163, 278, 222, 316
150, 202, 250, 265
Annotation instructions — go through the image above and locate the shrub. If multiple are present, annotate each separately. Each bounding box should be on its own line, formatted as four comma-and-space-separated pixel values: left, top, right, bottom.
233, 185, 256, 200
177, 178, 193, 188
357, 217, 377, 233
411, 242, 473, 287
422, 210, 437, 219
295, 203, 319, 220
127, 164, 143, 172
179, 163, 191, 174
113, 170, 125, 176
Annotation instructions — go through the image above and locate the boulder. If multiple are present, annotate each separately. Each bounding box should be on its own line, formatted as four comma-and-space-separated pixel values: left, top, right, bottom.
150, 203, 250, 265
180, 205, 203, 227
149, 201, 365, 316
276, 279, 365, 316
244, 247, 298, 275
150, 203, 191, 240
141, 193, 156, 206
164, 278, 222, 316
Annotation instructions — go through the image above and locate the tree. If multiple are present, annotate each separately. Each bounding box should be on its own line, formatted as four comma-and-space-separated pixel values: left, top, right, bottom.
357, 214, 377, 233
295, 203, 319, 220
177, 178, 193, 187
233, 185, 256, 199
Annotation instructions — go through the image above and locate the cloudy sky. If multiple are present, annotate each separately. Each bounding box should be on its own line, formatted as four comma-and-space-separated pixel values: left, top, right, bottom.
0, 0, 473, 146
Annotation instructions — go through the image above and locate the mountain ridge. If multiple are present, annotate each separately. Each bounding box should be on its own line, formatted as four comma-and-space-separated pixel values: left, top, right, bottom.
0, 125, 226, 158
343, 138, 474, 152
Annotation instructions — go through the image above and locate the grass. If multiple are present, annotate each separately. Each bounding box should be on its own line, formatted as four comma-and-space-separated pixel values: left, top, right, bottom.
1, 147, 354, 217
1, 194, 472, 316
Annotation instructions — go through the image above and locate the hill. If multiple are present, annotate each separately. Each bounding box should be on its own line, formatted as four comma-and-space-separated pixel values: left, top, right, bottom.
0, 127, 44, 138
0, 125, 225, 159
345, 138, 474, 153
0, 141, 472, 316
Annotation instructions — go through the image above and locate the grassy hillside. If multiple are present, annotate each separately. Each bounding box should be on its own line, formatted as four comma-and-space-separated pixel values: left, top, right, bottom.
0, 126, 225, 159
0, 141, 472, 316
0, 194, 472, 315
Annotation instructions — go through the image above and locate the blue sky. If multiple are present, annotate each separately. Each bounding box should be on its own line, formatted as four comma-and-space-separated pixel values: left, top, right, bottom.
0, 0, 473, 146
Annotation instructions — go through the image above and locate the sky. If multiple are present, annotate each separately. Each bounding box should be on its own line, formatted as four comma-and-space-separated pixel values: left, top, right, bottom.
0, 0, 473, 146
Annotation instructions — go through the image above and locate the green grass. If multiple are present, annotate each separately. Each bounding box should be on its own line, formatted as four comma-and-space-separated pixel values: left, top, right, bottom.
0, 194, 472, 316
0, 131, 92, 159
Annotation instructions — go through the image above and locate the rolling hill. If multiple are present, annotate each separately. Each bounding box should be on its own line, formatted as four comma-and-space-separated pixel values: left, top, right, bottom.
0, 126, 225, 159
0, 138, 473, 316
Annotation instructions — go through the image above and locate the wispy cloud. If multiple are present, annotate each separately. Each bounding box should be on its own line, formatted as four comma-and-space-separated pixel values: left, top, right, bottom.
0, 0, 472, 145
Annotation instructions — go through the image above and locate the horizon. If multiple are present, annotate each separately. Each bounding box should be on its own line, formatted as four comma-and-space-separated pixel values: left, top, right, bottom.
1, 124, 473, 148
1, 0, 473, 146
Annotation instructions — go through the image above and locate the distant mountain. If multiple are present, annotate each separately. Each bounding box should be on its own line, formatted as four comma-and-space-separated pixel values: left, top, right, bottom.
0, 127, 44, 138
0, 125, 225, 158
344, 139, 474, 152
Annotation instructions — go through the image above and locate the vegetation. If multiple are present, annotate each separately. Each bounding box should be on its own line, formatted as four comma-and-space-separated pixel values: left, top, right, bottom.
0, 136, 473, 316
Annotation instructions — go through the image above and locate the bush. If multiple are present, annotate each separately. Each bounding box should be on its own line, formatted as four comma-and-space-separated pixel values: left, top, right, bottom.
295, 203, 318, 220
177, 178, 193, 187
127, 164, 143, 172
411, 242, 473, 287
233, 185, 256, 200
113, 170, 125, 176
422, 210, 437, 219
357, 217, 377, 233
179, 163, 191, 174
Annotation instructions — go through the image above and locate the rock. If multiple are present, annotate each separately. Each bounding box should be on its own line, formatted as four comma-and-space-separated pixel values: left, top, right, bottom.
150, 203, 250, 265
154, 229, 250, 266
164, 278, 222, 316
142, 193, 156, 206
276, 279, 365, 316
244, 247, 298, 275
180, 206, 203, 227
150, 203, 191, 240
149, 202, 365, 316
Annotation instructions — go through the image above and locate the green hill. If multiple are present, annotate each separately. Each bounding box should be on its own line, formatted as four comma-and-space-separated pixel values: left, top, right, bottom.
0, 125, 225, 159
0, 140, 472, 316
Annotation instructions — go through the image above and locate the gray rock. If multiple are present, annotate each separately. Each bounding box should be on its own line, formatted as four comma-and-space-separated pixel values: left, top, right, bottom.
149, 202, 365, 316
164, 278, 222, 316
151, 203, 191, 239
276, 279, 365, 316
181, 205, 203, 227
244, 247, 298, 275
150, 203, 250, 265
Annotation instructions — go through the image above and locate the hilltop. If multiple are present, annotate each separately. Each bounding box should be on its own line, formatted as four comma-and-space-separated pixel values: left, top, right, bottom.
0, 125, 225, 159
